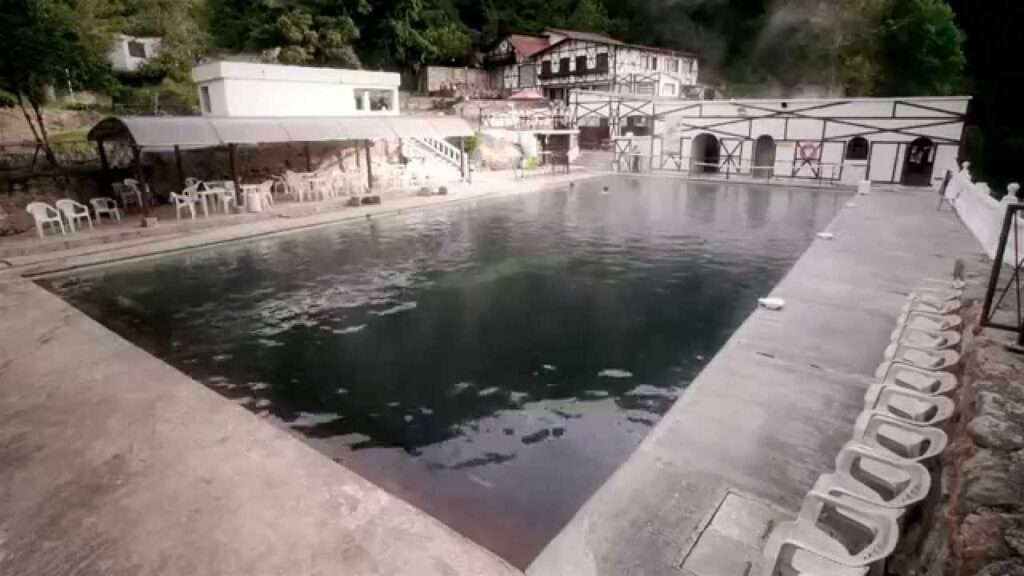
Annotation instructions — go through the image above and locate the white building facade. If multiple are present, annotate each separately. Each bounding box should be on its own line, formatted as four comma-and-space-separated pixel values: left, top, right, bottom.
573, 92, 970, 187
108, 34, 161, 73
191, 61, 401, 117
484, 29, 698, 101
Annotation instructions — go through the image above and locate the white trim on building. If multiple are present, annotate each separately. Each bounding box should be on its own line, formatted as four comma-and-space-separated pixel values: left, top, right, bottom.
108, 34, 161, 73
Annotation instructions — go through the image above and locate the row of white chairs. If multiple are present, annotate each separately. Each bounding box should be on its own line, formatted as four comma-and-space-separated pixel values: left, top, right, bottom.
758, 279, 967, 575
26, 198, 122, 238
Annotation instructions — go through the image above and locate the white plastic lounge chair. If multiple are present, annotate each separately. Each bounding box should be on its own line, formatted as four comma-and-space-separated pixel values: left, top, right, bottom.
889, 325, 961, 350
758, 491, 899, 574
170, 185, 199, 219
883, 345, 960, 372
876, 362, 958, 396
864, 384, 955, 426
89, 197, 121, 223
908, 290, 962, 305
259, 180, 275, 207
55, 199, 93, 232
24, 202, 66, 238
901, 298, 961, 316
895, 311, 962, 333
852, 411, 948, 462
812, 443, 931, 509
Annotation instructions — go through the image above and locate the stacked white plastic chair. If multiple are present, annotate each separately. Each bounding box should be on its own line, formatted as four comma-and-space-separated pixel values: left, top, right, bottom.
758, 279, 966, 575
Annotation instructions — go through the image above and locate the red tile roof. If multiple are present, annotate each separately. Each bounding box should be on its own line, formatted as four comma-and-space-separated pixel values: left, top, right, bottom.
508, 35, 551, 59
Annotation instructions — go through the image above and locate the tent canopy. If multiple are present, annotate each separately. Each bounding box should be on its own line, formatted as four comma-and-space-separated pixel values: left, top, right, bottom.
88, 115, 475, 150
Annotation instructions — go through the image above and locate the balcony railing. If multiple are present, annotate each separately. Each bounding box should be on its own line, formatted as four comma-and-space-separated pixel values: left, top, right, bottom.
538, 65, 609, 80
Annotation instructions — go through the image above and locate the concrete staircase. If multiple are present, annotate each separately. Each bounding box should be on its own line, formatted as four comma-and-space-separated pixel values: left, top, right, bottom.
574, 150, 615, 172
406, 137, 464, 180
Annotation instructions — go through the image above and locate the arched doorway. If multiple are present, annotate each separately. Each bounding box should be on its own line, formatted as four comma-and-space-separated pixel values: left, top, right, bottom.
691, 133, 720, 174
902, 137, 936, 186
753, 135, 776, 178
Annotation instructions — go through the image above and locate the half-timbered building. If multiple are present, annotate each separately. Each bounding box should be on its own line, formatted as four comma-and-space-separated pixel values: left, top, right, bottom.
483, 29, 699, 101
572, 90, 970, 187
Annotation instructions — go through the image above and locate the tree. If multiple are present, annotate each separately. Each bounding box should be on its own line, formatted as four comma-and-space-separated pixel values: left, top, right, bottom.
0, 0, 113, 165
206, 0, 365, 68
567, 0, 623, 38
877, 0, 965, 96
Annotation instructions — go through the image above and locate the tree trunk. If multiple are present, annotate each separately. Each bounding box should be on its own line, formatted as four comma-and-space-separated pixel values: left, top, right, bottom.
29, 97, 58, 166
15, 92, 43, 149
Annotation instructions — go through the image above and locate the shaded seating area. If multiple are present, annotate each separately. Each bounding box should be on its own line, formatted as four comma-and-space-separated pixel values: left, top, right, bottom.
87, 114, 475, 218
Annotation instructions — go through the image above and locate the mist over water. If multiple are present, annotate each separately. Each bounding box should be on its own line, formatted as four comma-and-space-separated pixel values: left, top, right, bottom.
45, 176, 846, 567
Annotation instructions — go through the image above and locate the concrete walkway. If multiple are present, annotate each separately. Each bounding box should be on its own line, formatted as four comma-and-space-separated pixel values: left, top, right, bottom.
528, 186, 986, 575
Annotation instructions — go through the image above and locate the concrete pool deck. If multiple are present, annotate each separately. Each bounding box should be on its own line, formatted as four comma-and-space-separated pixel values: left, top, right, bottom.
0, 175, 986, 575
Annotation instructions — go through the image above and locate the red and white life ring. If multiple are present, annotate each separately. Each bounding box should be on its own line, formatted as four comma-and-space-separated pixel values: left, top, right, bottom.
799, 142, 820, 161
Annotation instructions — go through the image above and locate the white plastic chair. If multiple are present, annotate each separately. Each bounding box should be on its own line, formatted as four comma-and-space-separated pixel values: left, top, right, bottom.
883, 345, 960, 372
55, 199, 93, 233
889, 326, 961, 350
24, 202, 66, 238
758, 491, 899, 575
852, 411, 948, 462
121, 179, 145, 211
876, 362, 958, 396
259, 180, 275, 207
895, 311, 962, 333
812, 443, 931, 510
901, 298, 961, 316
864, 384, 956, 426
170, 185, 199, 219
284, 171, 307, 203
89, 197, 121, 223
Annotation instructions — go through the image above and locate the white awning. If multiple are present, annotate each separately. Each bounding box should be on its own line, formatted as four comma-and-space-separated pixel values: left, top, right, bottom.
88, 114, 474, 149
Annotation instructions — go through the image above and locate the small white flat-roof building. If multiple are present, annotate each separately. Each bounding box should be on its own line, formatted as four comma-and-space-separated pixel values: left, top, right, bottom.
109, 34, 161, 73
191, 61, 401, 118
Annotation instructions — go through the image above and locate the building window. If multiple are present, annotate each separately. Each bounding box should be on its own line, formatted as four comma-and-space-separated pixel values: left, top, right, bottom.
575, 55, 587, 75
596, 53, 609, 72
127, 40, 147, 58
541, 60, 552, 77
559, 58, 570, 75
670, 59, 680, 73
355, 89, 393, 111
200, 86, 211, 113
651, 56, 657, 70
846, 137, 869, 160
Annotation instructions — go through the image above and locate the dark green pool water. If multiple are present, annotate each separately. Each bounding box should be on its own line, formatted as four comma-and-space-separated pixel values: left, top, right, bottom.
44, 176, 846, 567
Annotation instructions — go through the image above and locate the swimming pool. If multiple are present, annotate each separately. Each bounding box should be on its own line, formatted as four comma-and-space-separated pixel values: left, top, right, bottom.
44, 176, 847, 567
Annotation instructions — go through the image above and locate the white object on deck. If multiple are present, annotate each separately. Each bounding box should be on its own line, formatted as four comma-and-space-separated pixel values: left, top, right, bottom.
55, 199, 94, 233
25, 202, 66, 238
857, 180, 872, 195
817, 232, 835, 240
876, 362, 958, 396
170, 185, 199, 220
758, 297, 785, 310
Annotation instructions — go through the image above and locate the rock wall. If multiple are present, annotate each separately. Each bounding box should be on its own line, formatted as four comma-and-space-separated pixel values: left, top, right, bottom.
892, 297, 1024, 576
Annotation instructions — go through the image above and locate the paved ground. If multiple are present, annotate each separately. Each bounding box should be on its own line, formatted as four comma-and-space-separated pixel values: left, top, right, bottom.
527, 185, 986, 575
0, 175, 988, 576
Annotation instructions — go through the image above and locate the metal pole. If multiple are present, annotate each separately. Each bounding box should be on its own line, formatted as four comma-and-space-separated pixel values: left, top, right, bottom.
132, 145, 150, 217
364, 140, 373, 190
96, 139, 111, 195
228, 144, 241, 200
981, 205, 1017, 324
460, 137, 467, 181
304, 143, 312, 172
173, 145, 185, 192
